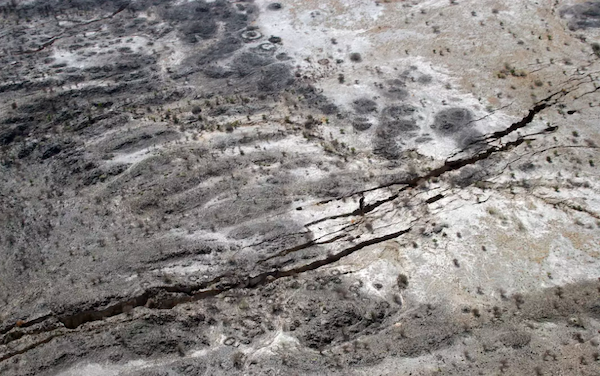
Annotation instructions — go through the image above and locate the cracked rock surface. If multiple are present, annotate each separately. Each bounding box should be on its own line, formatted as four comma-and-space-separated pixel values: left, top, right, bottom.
1, 0, 600, 375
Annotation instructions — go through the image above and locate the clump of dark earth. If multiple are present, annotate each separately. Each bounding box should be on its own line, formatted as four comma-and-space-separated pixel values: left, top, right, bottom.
196, 34, 245, 65
232, 52, 273, 77
431, 107, 474, 136
296, 86, 339, 115
373, 137, 403, 160
383, 80, 410, 100
203, 65, 235, 79
180, 20, 218, 43
373, 116, 419, 160
160, 0, 250, 44
418, 74, 433, 84
353, 118, 373, 131
276, 53, 292, 61
519, 162, 537, 171
350, 52, 363, 62
381, 105, 417, 121
257, 63, 294, 92
378, 120, 419, 135
397, 274, 409, 289
267, 3, 283, 10
353, 98, 378, 114
386, 86, 409, 100
561, 1, 600, 30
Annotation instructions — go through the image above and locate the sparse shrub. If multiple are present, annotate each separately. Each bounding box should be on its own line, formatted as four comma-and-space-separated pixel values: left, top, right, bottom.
499, 359, 509, 372
232, 351, 245, 369
592, 42, 600, 58
177, 343, 185, 357
397, 274, 409, 290
161, 273, 173, 284
349, 52, 362, 62
513, 293, 525, 309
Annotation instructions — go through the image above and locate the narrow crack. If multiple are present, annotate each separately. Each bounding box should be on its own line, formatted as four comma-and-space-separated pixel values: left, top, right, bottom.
532, 195, 600, 220
0, 334, 64, 363
258, 233, 348, 264
0, 315, 51, 336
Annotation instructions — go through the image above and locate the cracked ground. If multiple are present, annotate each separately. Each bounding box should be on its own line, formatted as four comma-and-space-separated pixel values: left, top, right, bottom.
1, 0, 600, 375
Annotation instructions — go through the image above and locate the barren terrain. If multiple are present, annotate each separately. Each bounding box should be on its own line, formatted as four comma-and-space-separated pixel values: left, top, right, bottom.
1, 0, 600, 375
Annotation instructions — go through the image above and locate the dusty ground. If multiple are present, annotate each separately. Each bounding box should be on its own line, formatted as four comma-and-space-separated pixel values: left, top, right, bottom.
0, 0, 599, 375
